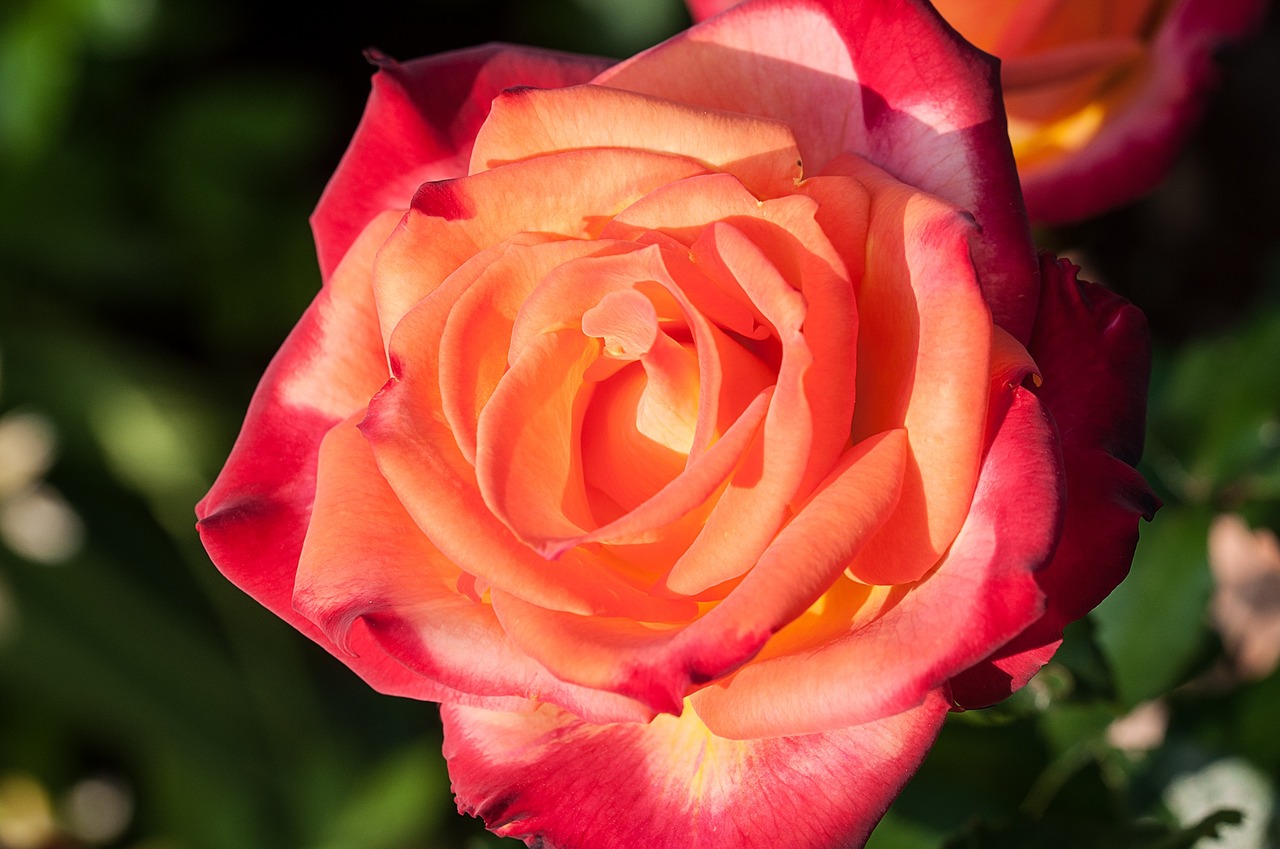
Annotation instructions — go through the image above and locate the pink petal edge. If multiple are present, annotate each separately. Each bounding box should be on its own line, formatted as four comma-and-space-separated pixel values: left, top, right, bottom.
443, 691, 951, 849
949, 256, 1158, 708
311, 45, 612, 280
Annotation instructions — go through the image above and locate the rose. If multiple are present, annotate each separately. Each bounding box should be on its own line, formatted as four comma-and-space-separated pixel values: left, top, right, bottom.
928, 0, 1264, 223
196, 1, 1157, 847
689, 0, 1264, 223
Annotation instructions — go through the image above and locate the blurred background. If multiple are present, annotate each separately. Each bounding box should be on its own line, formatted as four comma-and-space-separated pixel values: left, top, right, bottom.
0, 1, 1278, 847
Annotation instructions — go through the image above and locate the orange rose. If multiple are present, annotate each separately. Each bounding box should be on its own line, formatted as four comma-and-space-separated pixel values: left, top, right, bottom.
197, 2, 1156, 847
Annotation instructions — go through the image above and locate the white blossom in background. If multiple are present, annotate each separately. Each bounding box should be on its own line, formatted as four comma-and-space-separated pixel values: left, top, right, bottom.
0, 352, 85, 564
1164, 758, 1272, 849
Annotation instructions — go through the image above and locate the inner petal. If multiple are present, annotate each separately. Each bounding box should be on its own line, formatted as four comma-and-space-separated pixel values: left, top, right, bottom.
475, 329, 599, 548
583, 289, 701, 456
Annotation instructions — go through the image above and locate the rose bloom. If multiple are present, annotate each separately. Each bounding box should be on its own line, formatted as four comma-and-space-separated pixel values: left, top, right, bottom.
688, 0, 1265, 223
197, 1, 1157, 847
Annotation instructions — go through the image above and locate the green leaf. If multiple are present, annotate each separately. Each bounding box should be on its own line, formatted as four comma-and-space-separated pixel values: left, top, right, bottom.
1092, 506, 1214, 706
313, 740, 452, 849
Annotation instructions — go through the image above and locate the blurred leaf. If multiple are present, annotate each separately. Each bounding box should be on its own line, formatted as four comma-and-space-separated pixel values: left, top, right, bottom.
878, 717, 1046, 841
1092, 506, 1215, 707
313, 740, 452, 849
866, 808, 947, 849
941, 808, 1242, 849
1053, 617, 1117, 701
1146, 308, 1280, 505
1223, 667, 1280, 768
1039, 703, 1115, 758
0, 0, 157, 163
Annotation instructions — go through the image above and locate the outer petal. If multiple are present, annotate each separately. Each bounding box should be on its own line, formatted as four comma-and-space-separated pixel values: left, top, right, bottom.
949, 256, 1158, 708
686, 0, 737, 20
598, 0, 1039, 340
311, 45, 612, 280
1019, 0, 1265, 223
470, 84, 803, 199
487, 429, 907, 716
294, 413, 655, 724
807, 160, 992, 586
443, 691, 951, 849
691, 358, 1061, 738
195, 212, 441, 698
372, 148, 709, 344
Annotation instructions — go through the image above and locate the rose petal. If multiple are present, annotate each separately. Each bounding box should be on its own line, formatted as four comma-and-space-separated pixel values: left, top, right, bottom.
599, 0, 1038, 340
949, 447, 1155, 707
949, 255, 1157, 707
195, 213, 434, 698
475, 329, 599, 544
294, 413, 655, 723
488, 428, 907, 715
606, 172, 861, 505
439, 237, 621, 465
312, 45, 611, 279
656, 222, 819, 596
1030, 255, 1151, 463
365, 245, 699, 622
371, 148, 710, 344
471, 84, 803, 198
691, 372, 1060, 738
685, 0, 736, 22
807, 159, 992, 586
442, 691, 950, 849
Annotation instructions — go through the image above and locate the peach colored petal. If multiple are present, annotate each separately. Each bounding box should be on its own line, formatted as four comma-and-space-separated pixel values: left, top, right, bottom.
558, 387, 772, 554
509, 245, 763, 439
471, 84, 803, 198
582, 361, 699, 516
504, 247, 773, 561
605, 171, 861, 505
549, 260, 775, 566
690, 214, 858, 503
294, 413, 657, 724
489, 428, 906, 714
506, 248, 681, 366
659, 223, 819, 597
439, 237, 622, 464
691, 382, 1056, 739
371, 149, 711, 345
805, 159, 991, 586
581, 289, 700, 493
599, 0, 1039, 341
364, 280, 698, 623
475, 329, 599, 546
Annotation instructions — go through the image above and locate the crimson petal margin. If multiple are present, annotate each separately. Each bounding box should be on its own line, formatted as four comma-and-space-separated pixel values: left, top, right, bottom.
443, 691, 951, 849
311, 44, 612, 280
949, 256, 1158, 708
195, 212, 440, 699
294, 413, 656, 723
